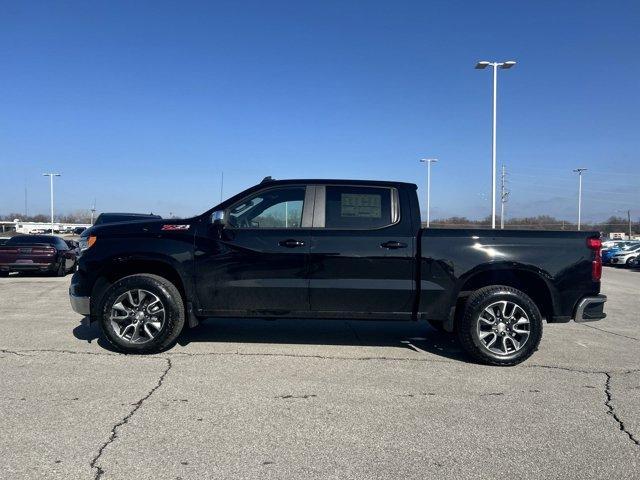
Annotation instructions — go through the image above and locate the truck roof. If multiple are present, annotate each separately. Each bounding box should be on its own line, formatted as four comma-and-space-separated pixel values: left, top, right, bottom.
257, 178, 418, 189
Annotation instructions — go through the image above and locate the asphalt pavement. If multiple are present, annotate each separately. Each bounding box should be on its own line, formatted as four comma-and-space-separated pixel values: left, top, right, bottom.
1, 267, 639, 479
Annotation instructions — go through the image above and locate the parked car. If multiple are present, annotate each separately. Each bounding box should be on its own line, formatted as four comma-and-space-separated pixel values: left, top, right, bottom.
65, 239, 80, 254
602, 241, 639, 264
70, 178, 606, 365
73, 227, 87, 235
0, 235, 78, 276
610, 244, 640, 267
602, 240, 631, 250
93, 213, 162, 226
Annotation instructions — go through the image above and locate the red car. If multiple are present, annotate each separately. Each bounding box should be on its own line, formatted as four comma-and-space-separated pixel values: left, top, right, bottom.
0, 235, 78, 277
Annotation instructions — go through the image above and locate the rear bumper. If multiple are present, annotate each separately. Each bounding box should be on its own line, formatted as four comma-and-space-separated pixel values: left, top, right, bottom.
0, 262, 56, 272
574, 294, 607, 322
69, 293, 91, 316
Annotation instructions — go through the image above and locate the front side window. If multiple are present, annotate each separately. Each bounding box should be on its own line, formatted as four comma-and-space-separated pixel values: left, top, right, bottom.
325, 186, 393, 229
227, 187, 305, 228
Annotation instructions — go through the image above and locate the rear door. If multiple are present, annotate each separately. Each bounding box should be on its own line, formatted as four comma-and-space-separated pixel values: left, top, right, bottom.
308, 185, 416, 319
195, 185, 314, 316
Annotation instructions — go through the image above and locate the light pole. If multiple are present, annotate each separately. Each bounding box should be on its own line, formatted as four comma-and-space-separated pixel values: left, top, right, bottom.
573, 168, 587, 230
475, 60, 516, 229
615, 209, 632, 239
43, 173, 61, 233
500, 164, 509, 229
90, 199, 96, 225
420, 158, 438, 228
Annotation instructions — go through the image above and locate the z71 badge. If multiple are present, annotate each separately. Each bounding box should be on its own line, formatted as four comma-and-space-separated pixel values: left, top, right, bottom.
161, 224, 190, 231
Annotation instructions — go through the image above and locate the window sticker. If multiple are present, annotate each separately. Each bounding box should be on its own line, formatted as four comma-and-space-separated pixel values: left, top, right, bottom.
340, 194, 381, 218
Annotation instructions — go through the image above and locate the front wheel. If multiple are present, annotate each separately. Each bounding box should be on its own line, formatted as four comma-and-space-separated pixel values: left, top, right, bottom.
457, 286, 543, 366
98, 274, 185, 354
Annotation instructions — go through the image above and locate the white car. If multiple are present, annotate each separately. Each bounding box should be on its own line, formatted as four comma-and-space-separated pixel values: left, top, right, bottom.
610, 244, 640, 267
602, 240, 633, 249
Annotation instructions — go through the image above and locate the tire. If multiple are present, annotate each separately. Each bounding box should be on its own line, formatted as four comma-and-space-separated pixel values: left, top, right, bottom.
56, 261, 66, 277
626, 257, 636, 267
457, 286, 543, 366
98, 274, 185, 354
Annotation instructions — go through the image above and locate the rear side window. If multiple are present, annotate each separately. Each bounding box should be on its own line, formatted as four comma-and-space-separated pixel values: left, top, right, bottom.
325, 186, 395, 229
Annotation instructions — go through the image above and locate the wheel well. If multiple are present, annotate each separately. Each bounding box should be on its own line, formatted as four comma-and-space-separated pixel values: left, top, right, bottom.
458, 269, 554, 321
92, 260, 187, 307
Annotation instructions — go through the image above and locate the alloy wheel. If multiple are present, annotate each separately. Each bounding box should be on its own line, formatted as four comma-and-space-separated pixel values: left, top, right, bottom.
476, 300, 530, 356
109, 289, 166, 344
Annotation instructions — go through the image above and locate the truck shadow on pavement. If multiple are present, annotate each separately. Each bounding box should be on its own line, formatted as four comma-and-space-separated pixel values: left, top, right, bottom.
72, 317, 468, 362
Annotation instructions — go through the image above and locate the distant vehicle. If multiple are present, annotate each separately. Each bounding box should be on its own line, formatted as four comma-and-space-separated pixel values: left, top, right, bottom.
610, 244, 640, 267
93, 213, 162, 225
602, 241, 639, 265
0, 235, 78, 277
70, 178, 606, 365
602, 240, 633, 249
73, 227, 87, 235
65, 239, 80, 251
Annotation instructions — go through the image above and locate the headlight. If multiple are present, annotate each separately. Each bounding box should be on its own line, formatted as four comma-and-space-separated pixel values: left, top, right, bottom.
79, 235, 97, 252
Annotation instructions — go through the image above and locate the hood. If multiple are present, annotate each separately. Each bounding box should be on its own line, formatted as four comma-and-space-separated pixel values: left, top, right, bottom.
81, 217, 198, 238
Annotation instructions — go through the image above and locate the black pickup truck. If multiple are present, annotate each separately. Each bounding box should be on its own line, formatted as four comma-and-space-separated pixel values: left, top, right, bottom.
70, 178, 606, 365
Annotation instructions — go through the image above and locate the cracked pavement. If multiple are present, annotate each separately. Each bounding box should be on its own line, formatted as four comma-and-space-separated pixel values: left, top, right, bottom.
0, 268, 638, 479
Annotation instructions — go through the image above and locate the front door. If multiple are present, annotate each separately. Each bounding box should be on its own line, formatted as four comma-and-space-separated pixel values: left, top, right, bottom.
195, 185, 313, 316
308, 185, 415, 319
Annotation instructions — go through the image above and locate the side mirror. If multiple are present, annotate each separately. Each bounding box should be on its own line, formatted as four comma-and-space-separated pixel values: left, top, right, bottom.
211, 210, 226, 225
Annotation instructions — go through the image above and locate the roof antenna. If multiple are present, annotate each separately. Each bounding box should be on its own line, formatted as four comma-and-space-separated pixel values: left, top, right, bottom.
260, 176, 274, 184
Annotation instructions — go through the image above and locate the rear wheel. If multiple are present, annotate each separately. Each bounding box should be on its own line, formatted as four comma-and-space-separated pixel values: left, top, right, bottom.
56, 261, 66, 277
457, 286, 543, 366
98, 274, 185, 354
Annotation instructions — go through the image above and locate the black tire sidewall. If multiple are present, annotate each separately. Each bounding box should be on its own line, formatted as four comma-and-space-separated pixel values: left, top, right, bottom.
459, 287, 543, 366
98, 274, 185, 353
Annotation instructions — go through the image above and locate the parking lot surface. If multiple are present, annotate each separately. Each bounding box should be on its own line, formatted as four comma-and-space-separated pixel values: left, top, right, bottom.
1, 268, 639, 479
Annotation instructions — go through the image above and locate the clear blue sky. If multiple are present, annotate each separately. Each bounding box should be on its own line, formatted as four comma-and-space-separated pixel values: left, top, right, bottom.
1, 0, 638, 221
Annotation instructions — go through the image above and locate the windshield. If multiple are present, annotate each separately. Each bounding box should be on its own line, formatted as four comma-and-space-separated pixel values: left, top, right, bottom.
6, 235, 56, 245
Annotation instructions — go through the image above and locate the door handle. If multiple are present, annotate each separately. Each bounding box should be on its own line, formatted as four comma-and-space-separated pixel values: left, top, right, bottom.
380, 241, 407, 249
279, 239, 306, 248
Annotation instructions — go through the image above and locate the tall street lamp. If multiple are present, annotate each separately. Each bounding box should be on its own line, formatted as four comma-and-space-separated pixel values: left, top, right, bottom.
43, 173, 61, 233
573, 168, 587, 230
475, 60, 516, 229
420, 158, 438, 228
